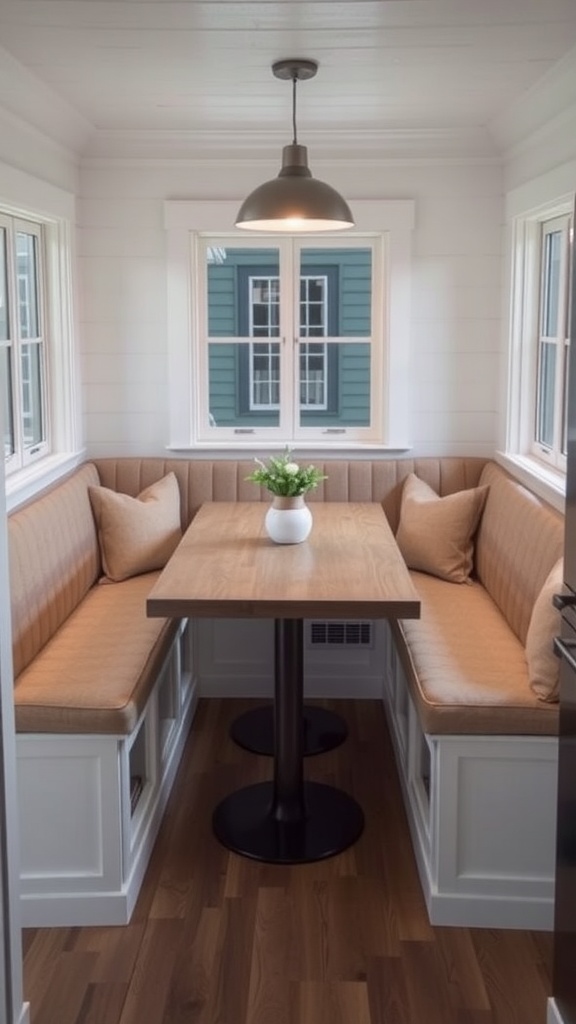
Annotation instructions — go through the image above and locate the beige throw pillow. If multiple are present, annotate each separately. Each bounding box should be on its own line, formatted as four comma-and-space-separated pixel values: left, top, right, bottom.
396, 474, 488, 584
526, 558, 563, 703
89, 473, 182, 582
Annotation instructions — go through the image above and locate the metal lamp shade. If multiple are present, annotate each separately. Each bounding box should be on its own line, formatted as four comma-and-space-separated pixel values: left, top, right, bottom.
235, 144, 354, 232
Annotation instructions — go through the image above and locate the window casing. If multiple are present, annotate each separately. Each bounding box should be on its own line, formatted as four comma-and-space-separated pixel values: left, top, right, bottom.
199, 236, 380, 444
534, 215, 571, 468
164, 199, 415, 452
507, 197, 574, 482
0, 173, 79, 509
1, 215, 49, 473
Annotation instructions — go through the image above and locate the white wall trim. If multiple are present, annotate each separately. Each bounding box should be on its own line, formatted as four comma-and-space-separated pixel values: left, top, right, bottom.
0, 43, 90, 156
489, 46, 576, 156
81, 126, 498, 163
0, 159, 74, 221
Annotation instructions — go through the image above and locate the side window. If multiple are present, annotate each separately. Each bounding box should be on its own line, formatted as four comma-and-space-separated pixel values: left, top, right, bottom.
533, 214, 572, 469
506, 200, 573, 484
1, 216, 48, 471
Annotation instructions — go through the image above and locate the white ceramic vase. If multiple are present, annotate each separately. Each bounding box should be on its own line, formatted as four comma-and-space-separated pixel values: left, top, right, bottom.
264, 495, 313, 544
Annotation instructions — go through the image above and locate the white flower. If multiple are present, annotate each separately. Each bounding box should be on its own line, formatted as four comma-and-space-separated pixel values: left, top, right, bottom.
284, 462, 300, 475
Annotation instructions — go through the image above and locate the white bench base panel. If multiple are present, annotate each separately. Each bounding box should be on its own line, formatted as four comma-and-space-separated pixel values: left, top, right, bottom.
383, 622, 558, 931
17, 620, 197, 928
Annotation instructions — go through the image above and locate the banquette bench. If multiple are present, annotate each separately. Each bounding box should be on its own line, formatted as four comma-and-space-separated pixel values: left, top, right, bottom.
8, 455, 563, 929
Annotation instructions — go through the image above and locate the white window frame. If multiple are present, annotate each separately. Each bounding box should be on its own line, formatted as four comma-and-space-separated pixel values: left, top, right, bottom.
300, 274, 328, 411
200, 234, 382, 444
248, 274, 280, 411
250, 340, 280, 411
300, 341, 328, 411
505, 194, 573, 493
247, 273, 330, 414
164, 200, 415, 452
533, 214, 571, 469
2, 215, 49, 473
0, 165, 81, 510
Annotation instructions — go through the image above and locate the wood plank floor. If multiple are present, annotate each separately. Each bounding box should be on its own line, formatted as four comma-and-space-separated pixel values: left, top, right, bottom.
22, 699, 553, 1024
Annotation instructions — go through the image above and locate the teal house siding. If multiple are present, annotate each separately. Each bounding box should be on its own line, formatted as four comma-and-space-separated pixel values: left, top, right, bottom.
207, 344, 238, 425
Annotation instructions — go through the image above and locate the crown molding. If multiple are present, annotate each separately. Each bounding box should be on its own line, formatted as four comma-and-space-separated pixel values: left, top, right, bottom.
0, 104, 78, 166
0, 44, 91, 156
80, 125, 499, 164
489, 44, 576, 155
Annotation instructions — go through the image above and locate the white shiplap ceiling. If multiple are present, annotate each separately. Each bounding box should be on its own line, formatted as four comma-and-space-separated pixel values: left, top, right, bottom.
0, 0, 576, 156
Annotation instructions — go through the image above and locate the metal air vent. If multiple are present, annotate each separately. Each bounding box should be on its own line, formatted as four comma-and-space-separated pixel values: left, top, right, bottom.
309, 621, 373, 647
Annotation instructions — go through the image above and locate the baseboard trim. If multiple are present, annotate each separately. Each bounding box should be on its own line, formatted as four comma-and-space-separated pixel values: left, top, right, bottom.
426, 888, 553, 931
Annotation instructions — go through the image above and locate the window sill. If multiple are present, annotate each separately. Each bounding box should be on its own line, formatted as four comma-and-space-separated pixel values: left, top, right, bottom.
495, 452, 565, 513
5, 450, 86, 513
166, 442, 413, 459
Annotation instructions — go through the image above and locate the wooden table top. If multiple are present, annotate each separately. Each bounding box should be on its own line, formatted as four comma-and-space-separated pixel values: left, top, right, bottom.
147, 501, 420, 621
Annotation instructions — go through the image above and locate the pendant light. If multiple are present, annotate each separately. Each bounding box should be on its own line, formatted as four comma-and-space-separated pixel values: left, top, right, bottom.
235, 59, 354, 232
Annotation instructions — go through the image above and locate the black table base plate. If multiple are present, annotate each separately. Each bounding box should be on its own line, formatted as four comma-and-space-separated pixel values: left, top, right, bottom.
212, 781, 364, 863
229, 705, 348, 757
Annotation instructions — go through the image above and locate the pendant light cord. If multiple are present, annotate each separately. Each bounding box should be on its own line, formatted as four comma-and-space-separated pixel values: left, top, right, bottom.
292, 72, 298, 145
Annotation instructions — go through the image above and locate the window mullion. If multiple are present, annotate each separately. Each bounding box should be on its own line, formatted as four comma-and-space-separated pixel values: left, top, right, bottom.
278, 239, 295, 438
4, 218, 23, 470
555, 219, 571, 466
17, 222, 48, 465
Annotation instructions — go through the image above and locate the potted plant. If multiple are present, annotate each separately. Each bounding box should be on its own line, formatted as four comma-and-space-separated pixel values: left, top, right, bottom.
246, 448, 326, 544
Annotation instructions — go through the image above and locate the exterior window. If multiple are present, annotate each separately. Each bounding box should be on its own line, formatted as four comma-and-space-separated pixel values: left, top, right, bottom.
507, 200, 573, 484
203, 239, 375, 441
245, 273, 332, 412
249, 276, 280, 410
534, 214, 571, 469
0, 215, 48, 470
300, 276, 328, 410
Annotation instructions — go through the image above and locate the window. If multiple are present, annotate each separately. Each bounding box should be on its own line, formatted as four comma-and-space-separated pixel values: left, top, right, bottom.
164, 199, 415, 451
507, 197, 574, 483
0, 174, 79, 507
235, 265, 338, 416
0, 215, 48, 471
534, 215, 571, 466
201, 238, 377, 442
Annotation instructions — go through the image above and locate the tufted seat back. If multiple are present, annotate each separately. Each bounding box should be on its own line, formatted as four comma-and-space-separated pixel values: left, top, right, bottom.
9, 464, 101, 678
475, 462, 564, 645
93, 456, 489, 534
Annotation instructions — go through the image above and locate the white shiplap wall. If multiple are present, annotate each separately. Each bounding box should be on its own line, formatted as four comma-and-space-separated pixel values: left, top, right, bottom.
78, 157, 503, 459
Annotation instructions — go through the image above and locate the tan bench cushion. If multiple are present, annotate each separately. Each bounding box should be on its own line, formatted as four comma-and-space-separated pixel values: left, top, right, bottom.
394, 571, 559, 736
13, 572, 177, 734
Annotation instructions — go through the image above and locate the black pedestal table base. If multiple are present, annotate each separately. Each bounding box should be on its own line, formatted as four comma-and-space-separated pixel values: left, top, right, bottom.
212, 780, 364, 863
229, 704, 348, 756
213, 619, 364, 864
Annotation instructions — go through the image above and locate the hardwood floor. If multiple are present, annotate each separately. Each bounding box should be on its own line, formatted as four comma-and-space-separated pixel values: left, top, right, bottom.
22, 699, 553, 1024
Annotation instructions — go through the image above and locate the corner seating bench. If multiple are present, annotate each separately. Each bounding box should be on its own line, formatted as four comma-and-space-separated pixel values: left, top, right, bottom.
9, 456, 562, 929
